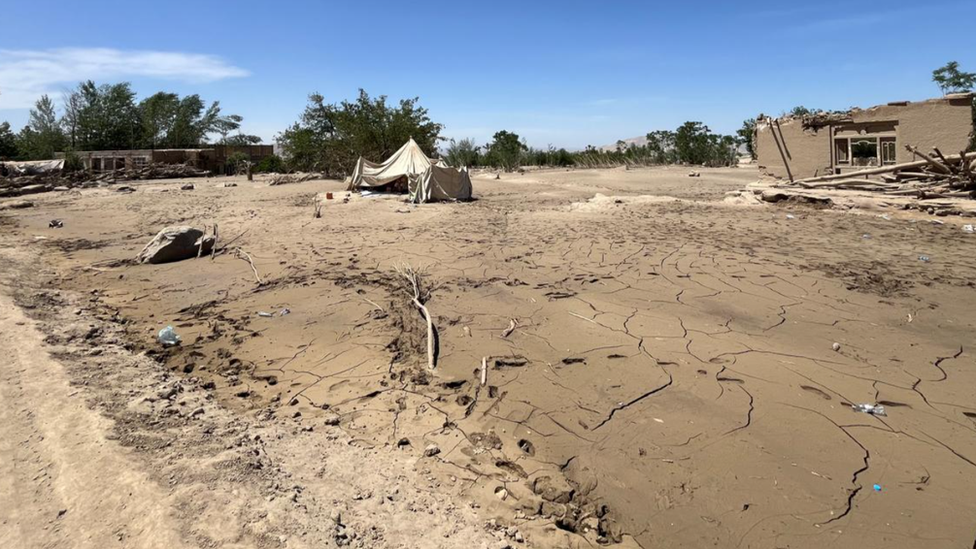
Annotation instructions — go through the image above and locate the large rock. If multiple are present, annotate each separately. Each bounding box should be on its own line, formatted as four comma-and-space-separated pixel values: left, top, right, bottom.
137, 226, 215, 264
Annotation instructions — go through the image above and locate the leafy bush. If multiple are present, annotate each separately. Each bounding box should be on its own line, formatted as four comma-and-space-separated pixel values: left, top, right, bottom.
255, 154, 286, 173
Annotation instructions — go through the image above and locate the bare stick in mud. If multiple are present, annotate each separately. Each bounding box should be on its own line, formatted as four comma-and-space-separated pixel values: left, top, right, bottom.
211, 224, 219, 261
197, 224, 207, 259
501, 318, 518, 338
394, 263, 437, 370
481, 356, 488, 386
358, 294, 385, 312
236, 249, 262, 285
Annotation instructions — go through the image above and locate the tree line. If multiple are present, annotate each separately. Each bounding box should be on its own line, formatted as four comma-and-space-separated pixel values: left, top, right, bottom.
0, 81, 259, 162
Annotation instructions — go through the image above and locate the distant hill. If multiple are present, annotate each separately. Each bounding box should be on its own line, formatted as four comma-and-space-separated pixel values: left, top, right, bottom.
597, 136, 647, 152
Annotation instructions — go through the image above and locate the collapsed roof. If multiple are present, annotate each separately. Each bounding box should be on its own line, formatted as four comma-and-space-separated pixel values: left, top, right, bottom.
347, 138, 472, 203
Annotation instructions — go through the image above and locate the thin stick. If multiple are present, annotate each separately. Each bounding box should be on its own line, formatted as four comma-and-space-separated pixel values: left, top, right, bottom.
569, 311, 598, 324
358, 294, 385, 312
236, 249, 262, 284
501, 318, 518, 338
216, 228, 250, 255
197, 224, 207, 259
481, 356, 488, 386
211, 224, 219, 261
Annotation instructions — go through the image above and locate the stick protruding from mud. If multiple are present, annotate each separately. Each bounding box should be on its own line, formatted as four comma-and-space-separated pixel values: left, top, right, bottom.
394, 263, 437, 370
235, 248, 262, 285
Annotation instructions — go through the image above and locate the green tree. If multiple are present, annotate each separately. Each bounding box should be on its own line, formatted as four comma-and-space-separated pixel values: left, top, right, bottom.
68, 81, 141, 151
645, 130, 677, 164
737, 118, 756, 159
674, 122, 713, 165
444, 138, 481, 167
932, 61, 976, 96
278, 90, 443, 176
0, 121, 18, 160
18, 95, 66, 160
138, 92, 179, 149
484, 130, 526, 171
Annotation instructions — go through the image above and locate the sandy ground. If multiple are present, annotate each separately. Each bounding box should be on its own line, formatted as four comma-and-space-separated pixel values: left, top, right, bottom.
1, 165, 975, 549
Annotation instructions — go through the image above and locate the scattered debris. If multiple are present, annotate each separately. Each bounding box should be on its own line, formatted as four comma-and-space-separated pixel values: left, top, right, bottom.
157, 325, 181, 346
0, 199, 34, 209
257, 311, 274, 318
269, 173, 321, 186
964, 224, 974, 233
688, 171, 701, 177
180, 183, 195, 190
48, 219, 64, 228
918, 255, 931, 263
873, 484, 883, 492
423, 444, 441, 457
790, 148, 976, 199
851, 403, 887, 416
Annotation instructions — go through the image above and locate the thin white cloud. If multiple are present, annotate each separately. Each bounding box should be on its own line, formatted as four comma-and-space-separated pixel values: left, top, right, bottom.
0, 48, 249, 109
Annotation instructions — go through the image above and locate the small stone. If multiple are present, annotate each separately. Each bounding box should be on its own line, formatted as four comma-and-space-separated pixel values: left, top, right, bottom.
323, 414, 341, 426
832, 342, 841, 352
423, 444, 441, 457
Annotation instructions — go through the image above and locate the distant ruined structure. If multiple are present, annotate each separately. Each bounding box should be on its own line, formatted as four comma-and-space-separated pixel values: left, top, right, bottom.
755, 93, 974, 181
54, 145, 274, 175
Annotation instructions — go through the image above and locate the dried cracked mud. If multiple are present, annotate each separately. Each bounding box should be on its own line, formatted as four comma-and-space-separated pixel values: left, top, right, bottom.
3, 165, 975, 548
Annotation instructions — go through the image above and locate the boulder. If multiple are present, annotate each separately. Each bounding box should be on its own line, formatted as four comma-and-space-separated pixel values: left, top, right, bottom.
136, 226, 215, 264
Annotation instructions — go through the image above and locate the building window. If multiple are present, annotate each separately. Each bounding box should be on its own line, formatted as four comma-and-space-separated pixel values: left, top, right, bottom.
133, 156, 148, 168
835, 138, 850, 164
850, 138, 879, 167
880, 137, 897, 165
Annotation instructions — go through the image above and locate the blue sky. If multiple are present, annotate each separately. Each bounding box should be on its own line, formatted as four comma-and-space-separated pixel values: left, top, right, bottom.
1, 0, 974, 150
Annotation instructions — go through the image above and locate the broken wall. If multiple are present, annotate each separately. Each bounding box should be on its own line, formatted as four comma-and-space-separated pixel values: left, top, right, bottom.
851, 95, 973, 164
755, 118, 830, 180
757, 94, 974, 181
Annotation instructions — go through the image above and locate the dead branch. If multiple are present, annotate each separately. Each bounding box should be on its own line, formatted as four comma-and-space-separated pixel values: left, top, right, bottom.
481, 356, 488, 386
906, 144, 951, 174
394, 263, 437, 370
501, 318, 518, 338
235, 249, 263, 285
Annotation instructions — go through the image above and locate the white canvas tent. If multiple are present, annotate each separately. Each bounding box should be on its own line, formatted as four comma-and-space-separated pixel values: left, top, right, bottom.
347, 138, 472, 203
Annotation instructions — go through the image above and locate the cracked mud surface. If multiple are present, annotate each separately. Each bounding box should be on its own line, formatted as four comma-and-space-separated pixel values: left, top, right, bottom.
4, 165, 976, 548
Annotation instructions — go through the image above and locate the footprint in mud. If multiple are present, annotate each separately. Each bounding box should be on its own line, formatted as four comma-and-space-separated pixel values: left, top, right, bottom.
494, 460, 528, 479
800, 385, 832, 400
709, 356, 733, 365
494, 356, 529, 368
877, 400, 911, 408
518, 439, 536, 456
716, 376, 744, 384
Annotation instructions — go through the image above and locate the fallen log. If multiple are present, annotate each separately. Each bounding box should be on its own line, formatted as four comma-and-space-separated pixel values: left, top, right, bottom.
795, 151, 976, 184
906, 144, 951, 174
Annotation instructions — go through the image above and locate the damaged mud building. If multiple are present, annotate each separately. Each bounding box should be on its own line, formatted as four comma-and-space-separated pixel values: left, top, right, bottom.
756, 93, 974, 181
53, 145, 274, 175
